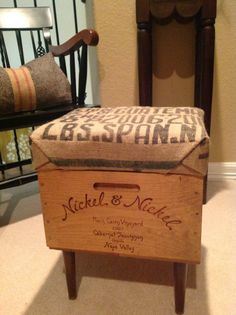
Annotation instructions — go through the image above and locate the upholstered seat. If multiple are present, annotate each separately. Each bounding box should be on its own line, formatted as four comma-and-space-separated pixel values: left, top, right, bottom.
31, 106, 209, 176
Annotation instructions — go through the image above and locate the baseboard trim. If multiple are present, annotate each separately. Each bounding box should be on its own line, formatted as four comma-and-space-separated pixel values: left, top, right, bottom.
208, 162, 236, 180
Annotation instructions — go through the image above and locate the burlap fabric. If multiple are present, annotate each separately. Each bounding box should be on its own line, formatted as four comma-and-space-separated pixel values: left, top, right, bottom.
30, 106, 209, 175
0, 53, 71, 115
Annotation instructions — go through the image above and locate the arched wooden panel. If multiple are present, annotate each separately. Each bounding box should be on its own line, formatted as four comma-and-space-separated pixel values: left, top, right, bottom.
150, 0, 203, 23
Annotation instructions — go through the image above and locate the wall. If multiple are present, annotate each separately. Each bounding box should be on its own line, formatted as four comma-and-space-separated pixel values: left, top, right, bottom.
92, 0, 236, 162
92, 1, 138, 107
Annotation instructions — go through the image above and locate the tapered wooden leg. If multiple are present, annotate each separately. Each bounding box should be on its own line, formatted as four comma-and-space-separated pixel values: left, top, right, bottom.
63, 250, 77, 299
173, 263, 188, 315
203, 174, 208, 204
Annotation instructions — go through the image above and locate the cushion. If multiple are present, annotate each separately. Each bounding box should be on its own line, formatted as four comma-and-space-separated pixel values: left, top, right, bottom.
0, 53, 72, 115
30, 106, 209, 176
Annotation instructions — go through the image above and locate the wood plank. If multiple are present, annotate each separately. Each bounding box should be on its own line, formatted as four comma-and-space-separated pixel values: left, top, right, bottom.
150, 0, 202, 21
38, 170, 203, 264
136, 0, 150, 23
202, 0, 217, 19
137, 27, 152, 106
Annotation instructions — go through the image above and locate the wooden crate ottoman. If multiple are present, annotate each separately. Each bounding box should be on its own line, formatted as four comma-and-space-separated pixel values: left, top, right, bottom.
31, 106, 209, 314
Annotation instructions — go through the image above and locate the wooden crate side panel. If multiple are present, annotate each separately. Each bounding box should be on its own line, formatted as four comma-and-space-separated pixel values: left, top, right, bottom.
38, 170, 203, 263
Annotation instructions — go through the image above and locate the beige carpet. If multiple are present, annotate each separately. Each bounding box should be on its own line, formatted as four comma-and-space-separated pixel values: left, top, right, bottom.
0, 180, 235, 315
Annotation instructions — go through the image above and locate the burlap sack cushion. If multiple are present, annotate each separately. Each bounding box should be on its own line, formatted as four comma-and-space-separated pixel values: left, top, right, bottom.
31, 106, 209, 175
0, 53, 72, 116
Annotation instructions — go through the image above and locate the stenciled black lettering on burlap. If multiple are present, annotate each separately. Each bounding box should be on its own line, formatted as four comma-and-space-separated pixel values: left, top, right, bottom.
176, 108, 191, 115
183, 115, 198, 125
167, 115, 182, 124
60, 114, 78, 123
60, 123, 78, 141
82, 114, 104, 123
76, 113, 94, 121
77, 123, 94, 141
180, 124, 196, 142
83, 108, 97, 113
162, 108, 176, 114
152, 107, 162, 114
88, 114, 105, 123
136, 108, 152, 114
101, 115, 118, 124
94, 108, 111, 115
135, 124, 151, 144
152, 124, 170, 144
117, 115, 132, 124
131, 115, 145, 124
190, 108, 202, 115
147, 115, 164, 124
42, 123, 57, 140
113, 108, 129, 114
175, 107, 201, 116
126, 107, 141, 114
112, 108, 139, 115
116, 124, 133, 143
102, 124, 116, 142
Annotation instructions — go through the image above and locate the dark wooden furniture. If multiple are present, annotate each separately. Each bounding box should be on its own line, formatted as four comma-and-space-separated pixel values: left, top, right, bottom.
137, 0, 216, 205
137, 0, 216, 134
136, 0, 216, 313
0, 7, 98, 189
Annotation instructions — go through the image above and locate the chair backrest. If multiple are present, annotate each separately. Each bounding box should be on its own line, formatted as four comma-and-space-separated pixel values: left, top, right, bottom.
0, 7, 98, 189
0, 7, 52, 66
136, 0, 217, 135
0, 6, 90, 108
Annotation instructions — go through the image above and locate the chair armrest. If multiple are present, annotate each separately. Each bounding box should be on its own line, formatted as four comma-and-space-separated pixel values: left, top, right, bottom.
49, 29, 99, 56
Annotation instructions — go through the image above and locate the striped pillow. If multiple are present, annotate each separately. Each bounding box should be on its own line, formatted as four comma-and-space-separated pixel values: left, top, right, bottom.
0, 53, 72, 116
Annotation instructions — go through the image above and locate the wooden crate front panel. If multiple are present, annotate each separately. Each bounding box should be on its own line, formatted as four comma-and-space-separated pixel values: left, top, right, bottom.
38, 170, 203, 263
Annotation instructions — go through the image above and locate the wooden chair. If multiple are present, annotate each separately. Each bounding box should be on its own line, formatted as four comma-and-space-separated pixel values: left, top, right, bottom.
0, 7, 98, 189
137, 0, 216, 204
